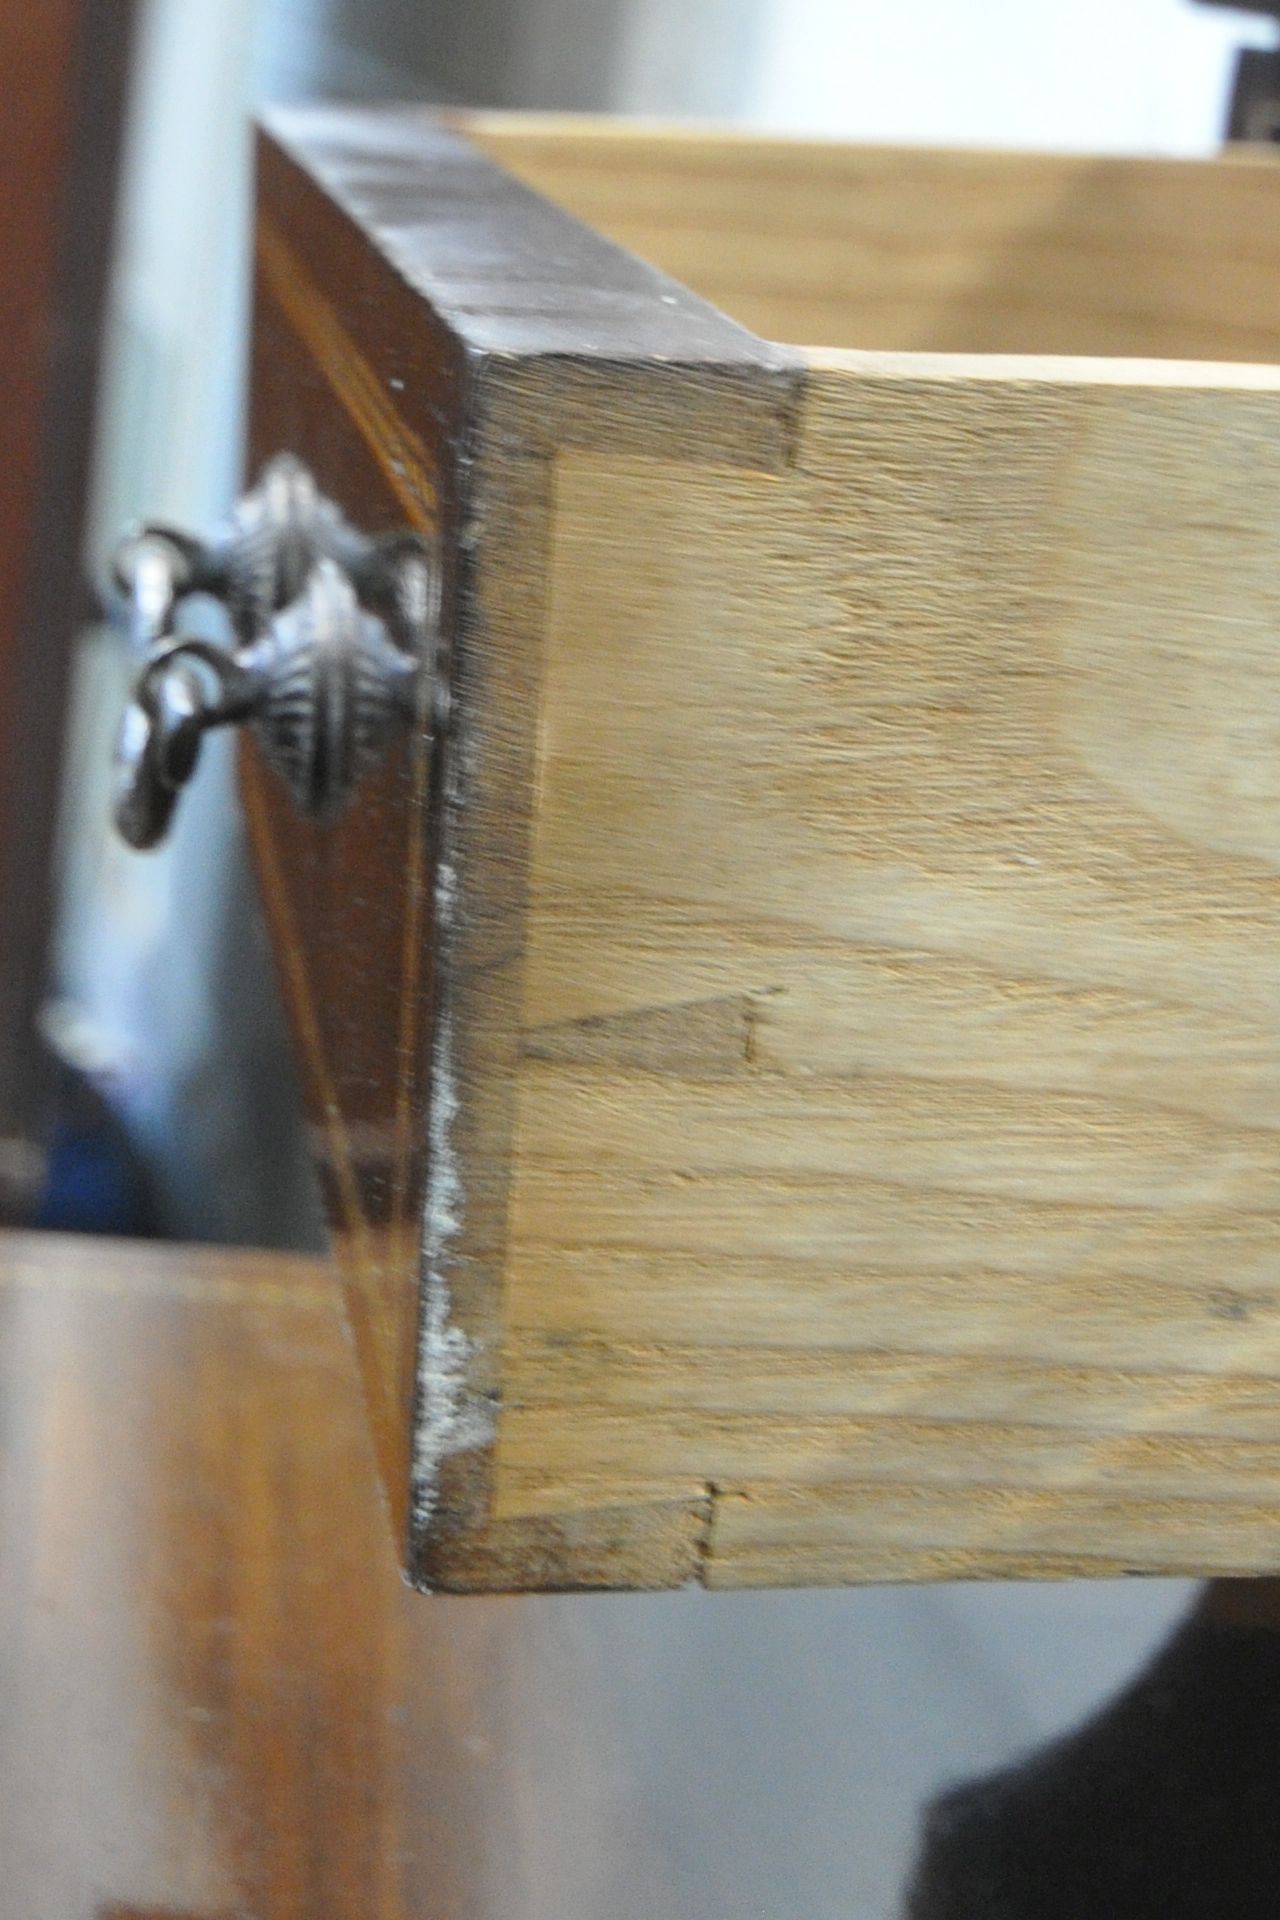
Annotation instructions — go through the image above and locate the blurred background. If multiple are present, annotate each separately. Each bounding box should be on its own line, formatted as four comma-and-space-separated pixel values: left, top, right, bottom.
6, 1, 1277, 1914
37, 0, 1280, 1253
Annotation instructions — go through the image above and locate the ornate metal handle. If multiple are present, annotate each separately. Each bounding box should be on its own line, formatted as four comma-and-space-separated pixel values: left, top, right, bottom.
111, 456, 435, 849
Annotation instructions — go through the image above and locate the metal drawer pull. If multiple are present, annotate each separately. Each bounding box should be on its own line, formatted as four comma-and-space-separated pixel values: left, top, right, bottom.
110, 455, 433, 849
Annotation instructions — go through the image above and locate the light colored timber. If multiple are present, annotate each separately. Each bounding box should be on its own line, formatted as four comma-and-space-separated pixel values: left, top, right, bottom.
458, 114, 1280, 361
487, 348, 1280, 1587
254, 109, 1280, 1589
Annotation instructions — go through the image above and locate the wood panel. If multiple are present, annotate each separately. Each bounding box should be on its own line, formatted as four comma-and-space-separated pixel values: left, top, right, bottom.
243, 152, 464, 1537
0, 1231, 693, 1918
0, 0, 136, 1198
499, 350, 1280, 1586
457, 114, 1280, 360
249, 108, 1280, 1590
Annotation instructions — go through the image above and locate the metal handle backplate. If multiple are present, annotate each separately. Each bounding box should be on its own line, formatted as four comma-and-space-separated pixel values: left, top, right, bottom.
111, 456, 436, 849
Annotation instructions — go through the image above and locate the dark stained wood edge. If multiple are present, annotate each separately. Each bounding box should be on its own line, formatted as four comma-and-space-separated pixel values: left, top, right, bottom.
249, 126, 472, 1547
254, 107, 804, 1590
0, 1, 138, 1169
260, 104, 800, 381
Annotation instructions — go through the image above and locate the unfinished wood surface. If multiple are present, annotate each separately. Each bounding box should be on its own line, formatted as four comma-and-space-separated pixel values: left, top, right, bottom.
249, 107, 1280, 1591
246, 107, 799, 1585
498, 350, 1280, 1588
458, 115, 1280, 361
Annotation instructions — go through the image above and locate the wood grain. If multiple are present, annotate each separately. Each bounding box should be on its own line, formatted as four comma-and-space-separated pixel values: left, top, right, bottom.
0, 0, 135, 1192
243, 165, 460, 1537
0, 1230, 703, 1919
458, 115, 1280, 360
497, 350, 1280, 1587
247, 108, 798, 1586
248, 109, 1280, 1590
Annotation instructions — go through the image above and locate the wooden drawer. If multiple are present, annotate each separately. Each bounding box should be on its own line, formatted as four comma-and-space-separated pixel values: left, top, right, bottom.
246, 106, 1280, 1591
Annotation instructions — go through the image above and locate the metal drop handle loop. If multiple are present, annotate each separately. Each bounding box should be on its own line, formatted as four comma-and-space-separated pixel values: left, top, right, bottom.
110, 456, 435, 850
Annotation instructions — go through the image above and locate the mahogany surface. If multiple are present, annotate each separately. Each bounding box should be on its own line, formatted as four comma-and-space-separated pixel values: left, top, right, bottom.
244, 108, 797, 1583
0, 1231, 693, 1919
0, 2, 135, 1173
0, 1229, 1207, 1917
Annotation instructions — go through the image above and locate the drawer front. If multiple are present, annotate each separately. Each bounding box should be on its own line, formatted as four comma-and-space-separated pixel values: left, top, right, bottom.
248, 107, 1280, 1591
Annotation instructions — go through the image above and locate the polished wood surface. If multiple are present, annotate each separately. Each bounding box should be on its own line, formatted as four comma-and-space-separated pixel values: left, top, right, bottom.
458, 114, 1280, 359
0, 1, 135, 1180
12, 1228, 1146, 1920
508, 352, 1280, 1586
0, 1231, 697, 1920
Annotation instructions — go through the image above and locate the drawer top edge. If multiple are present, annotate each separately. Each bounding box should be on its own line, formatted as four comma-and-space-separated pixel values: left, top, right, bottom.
257, 104, 802, 381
